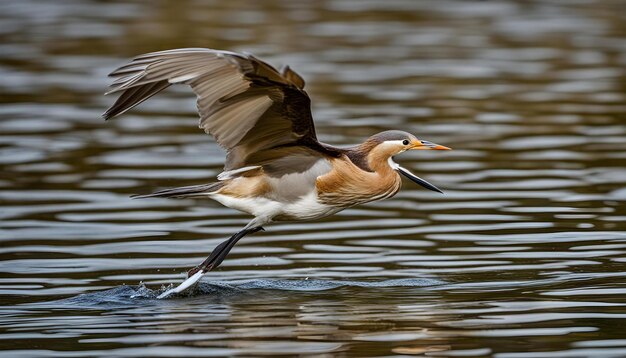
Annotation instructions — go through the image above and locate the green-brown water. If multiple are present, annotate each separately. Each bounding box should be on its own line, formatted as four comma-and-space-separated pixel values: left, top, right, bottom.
1, 0, 626, 356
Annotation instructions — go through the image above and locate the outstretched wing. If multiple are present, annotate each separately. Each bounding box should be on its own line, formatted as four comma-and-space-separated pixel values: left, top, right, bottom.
103, 48, 318, 170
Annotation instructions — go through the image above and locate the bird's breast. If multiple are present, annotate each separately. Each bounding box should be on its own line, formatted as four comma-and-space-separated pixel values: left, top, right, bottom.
315, 157, 401, 208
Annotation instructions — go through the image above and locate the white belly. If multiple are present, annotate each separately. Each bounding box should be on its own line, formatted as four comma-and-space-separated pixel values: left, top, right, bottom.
211, 191, 342, 222
280, 191, 343, 221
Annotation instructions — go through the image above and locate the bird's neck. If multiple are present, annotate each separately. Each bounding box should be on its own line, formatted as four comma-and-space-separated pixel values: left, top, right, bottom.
367, 149, 397, 177
348, 141, 399, 177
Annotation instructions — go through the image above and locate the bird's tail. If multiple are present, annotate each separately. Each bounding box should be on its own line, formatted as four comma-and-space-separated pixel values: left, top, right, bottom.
131, 182, 224, 199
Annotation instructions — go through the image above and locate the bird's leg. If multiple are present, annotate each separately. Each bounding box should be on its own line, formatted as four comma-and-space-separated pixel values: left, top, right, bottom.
157, 219, 267, 299
187, 226, 264, 278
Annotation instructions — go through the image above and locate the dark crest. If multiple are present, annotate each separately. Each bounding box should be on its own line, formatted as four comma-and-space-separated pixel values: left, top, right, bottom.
367, 130, 414, 144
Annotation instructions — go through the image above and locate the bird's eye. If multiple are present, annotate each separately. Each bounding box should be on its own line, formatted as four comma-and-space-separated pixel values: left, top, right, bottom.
402, 139, 410, 145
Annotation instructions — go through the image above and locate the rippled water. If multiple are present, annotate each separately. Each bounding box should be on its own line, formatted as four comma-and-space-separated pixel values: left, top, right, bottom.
1, 0, 626, 356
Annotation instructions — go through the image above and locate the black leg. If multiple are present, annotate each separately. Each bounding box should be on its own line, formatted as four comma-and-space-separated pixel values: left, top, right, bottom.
187, 226, 264, 278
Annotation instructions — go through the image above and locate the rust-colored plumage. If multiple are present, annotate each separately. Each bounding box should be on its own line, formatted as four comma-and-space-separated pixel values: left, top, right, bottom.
316, 156, 401, 208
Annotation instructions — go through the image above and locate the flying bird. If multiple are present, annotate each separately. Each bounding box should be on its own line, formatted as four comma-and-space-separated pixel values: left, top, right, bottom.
103, 48, 451, 298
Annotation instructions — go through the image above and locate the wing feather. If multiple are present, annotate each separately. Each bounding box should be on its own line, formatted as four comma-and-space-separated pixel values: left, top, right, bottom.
102, 80, 170, 119
103, 48, 322, 171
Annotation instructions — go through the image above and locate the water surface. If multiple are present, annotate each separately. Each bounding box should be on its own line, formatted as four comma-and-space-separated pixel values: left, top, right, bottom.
1, 0, 626, 356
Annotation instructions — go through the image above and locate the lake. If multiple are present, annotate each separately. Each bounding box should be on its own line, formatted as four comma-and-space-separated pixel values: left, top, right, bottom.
1, 0, 625, 356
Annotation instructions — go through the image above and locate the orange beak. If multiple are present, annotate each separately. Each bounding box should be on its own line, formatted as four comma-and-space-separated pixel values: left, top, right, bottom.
411, 139, 451, 150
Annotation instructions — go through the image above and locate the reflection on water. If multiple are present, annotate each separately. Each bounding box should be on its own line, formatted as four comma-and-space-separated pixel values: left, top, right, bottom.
1, 0, 625, 356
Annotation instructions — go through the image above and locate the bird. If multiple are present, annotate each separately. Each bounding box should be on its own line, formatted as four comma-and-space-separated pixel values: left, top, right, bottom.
103, 48, 451, 298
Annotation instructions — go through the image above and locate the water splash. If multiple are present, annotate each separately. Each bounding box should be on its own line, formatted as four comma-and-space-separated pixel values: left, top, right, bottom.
51, 278, 444, 307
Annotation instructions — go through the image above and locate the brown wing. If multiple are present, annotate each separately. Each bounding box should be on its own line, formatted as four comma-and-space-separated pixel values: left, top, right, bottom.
103, 48, 319, 170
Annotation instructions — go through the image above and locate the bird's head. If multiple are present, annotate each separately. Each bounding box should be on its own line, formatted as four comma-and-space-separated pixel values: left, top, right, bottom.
365, 130, 451, 193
